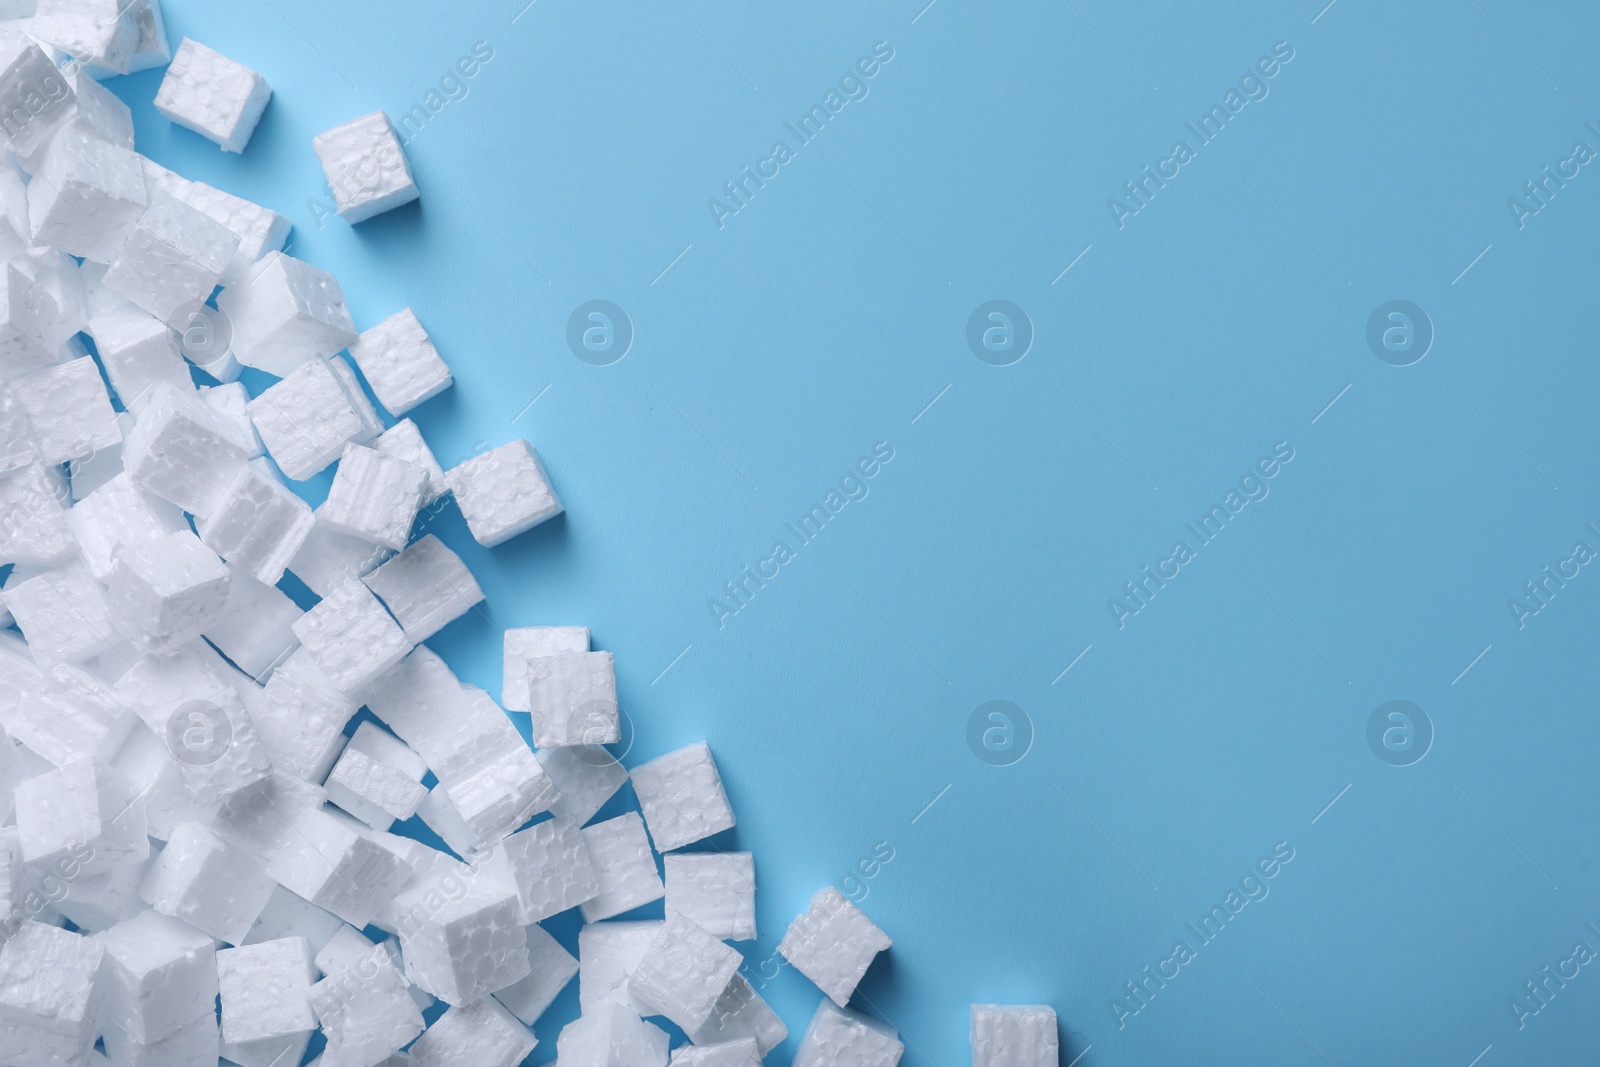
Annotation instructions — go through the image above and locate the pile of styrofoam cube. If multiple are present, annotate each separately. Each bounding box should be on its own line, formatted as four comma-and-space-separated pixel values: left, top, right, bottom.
0, 4, 1062, 1067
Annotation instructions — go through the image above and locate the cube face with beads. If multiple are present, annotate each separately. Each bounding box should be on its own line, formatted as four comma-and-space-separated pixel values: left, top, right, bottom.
446, 440, 563, 548
778, 887, 892, 1007
314, 112, 419, 224
970, 1004, 1060, 1067
153, 38, 272, 153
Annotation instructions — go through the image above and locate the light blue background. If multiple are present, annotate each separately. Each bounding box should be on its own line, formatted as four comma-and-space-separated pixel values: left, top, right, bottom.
114, 1, 1600, 1063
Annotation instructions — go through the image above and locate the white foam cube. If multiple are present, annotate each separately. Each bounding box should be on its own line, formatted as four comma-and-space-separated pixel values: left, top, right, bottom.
0, 921, 105, 1067
27, 131, 145, 262
88, 306, 190, 410
670, 1038, 760, 1067
502, 625, 588, 713
126, 1, 170, 73
66, 412, 134, 501
218, 252, 357, 378
0, 645, 136, 767
139, 820, 274, 945
106, 529, 231, 653
321, 443, 427, 551
287, 509, 393, 598
217, 937, 315, 1067
793, 1000, 903, 1067
628, 914, 741, 1032
291, 579, 412, 698
362, 533, 483, 642
447, 439, 563, 547
242, 669, 351, 784
202, 569, 301, 679
665, 852, 755, 942
526, 651, 619, 749
51, 856, 158, 937
67, 473, 187, 584
0, 264, 65, 379
0, 33, 77, 156
2, 562, 118, 666
410, 997, 536, 1067
537, 744, 628, 827
631, 742, 735, 852
445, 742, 558, 846
493, 922, 578, 1026
485, 815, 599, 923
16, 756, 147, 876
100, 1009, 218, 1067
94, 910, 216, 1046
579, 813, 664, 922
266, 806, 414, 929
684, 974, 787, 1054
308, 944, 423, 1067
314, 111, 418, 224
576, 920, 660, 1016
372, 417, 448, 504
395, 866, 529, 1005
779, 888, 892, 1008
104, 192, 240, 323
122, 382, 249, 515
11, 356, 121, 465
153, 38, 271, 153
348, 307, 451, 416
242, 885, 343, 956
365, 651, 522, 783
556, 1002, 670, 1067
246, 357, 376, 481
195, 463, 313, 586
109, 723, 216, 844
0, 380, 37, 474
197, 383, 262, 457
32, 0, 139, 75
971, 1005, 1058, 1067
325, 744, 426, 832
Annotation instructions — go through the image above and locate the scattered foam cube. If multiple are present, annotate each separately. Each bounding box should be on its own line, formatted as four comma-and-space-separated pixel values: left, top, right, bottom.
100, 1008, 218, 1067
308, 943, 423, 1067
50, 853, 158, 936
0, 33, 78, 156
321, 443, 428, 551
140, 161, 289, 287
325, 738, 427, 832
502, 625, 588, 712
556, 1002, 670, 1067
95, 909, 216, 1045
793, 1000, 904, 1067
106, 529, 231, 653
122, 382, 249, 516
628, 913, 741, 1032
266, 805, 415, 929
198, 383, 263, 457
109, 723, 217, 844
0, 264, 67, 378
314, 111, 419, 224
15, 756, 148, 876
2, 562, 119, 666
32, 0, 140, 75
88, 305, 191, 410
287, 508, 393, 597
18, 67, 132, 178
526, 651, 619, 749
362, 533, 483, 642
217, 251, 358, 377
66, 413, 135, 500
290, 578, 412, 698
631, 742, 735, 852
0, 921, 105, 1067
242, 668, 351, 783
415, 784, 481, 858
577, 921, 661, 1015
247, 357, 377, 480
665, 852, 755, 942
138, 820, 274, 945
365, 649, 522, 782
493, 922, 579, 1026
195, 463, 314, 586
0, 380, 37, 474
104, 191, 240, 323
11, 356, 122, 465
202, 569, 301, 679
153, 38, 271, 153
394, 864, 529, 1005
27, 132, 145, 262
243, 885, 344, 955
373, 417, 448, 504
217, 937, 316, 1067
971, 1005, 1059, 1067
348, 308, 452, 416
684, 974, 787, 1055
779, 888, 892, 1008
67, 473, 187, 584
484, 815, 599, 923
409, 997, 536, 1067
126, 0, 171, 74
447, 439, 563, 547
0, 643, 137, 767
670, 1038, 760, 1067
443, 742, 559, 845
538, 743, 629, 826
580, 813, 664, 922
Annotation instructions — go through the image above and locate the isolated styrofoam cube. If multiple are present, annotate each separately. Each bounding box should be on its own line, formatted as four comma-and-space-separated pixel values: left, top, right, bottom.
2, 562, 119, 666
580, 813, 664, 922
27, 131, 145, 262
628, 913, 742, 1032
502, 625, 588, 713
321, 443, 428, 551
361, 533, 483, 642
122, 382, 249, 515
0, 33, 77, 156
347, 308, 451, 416
670, 1038, 760, 1067
537, 743, 628, 826
684, 976, 788, 1056
290, 579, 412, 698
87, 305, 190, 410
779, 888, 892, 1008
216, 937, 315, 1067
395, 865, 529, 1005
793, 1000, 904, 1067
483, 815, 599, 923
247, 357, 378, 480
325, 744, 426, 832
95, 909, 216, 1045
104, 191, 240, 323
631, 742, 735, 852
218, 251, 357, 378
556, 1002, 670, 1067
665, 852, 755, 942
970, 1004, 1059, 1067
308, 944, 423, 1067
12, 356, 122, 465
373, 417, 448, 505
242, 668, 351, 783
493, 922, 579, 1026
526, 651, 619, 749
202, 569, 300, 679
106, 529, 231, 653
447, 439, 563, 547
138, 820, 274, 945
32, 0, 140, 75
195, 463, 314, 586
16, 756, 147, 876
67, 473, 186, 584
0, 921, 105, 1067
314, 111, 418, 224
0, 264, 66, 379
410, 997, 536, 1067
0, 642, 136, 767
154, 38, 271, 153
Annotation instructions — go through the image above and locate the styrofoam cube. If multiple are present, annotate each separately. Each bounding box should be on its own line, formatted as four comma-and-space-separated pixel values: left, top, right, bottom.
579, 813, 664, 922
670, 1038, 760, 1067
153, 38, 271, 153
245, 799, 414, 928
493, 922, 578, 1026
50, 851, 155, 935
630, 742, 735, 852
348, 308, 451, 416
246, 357, 377, 481
15, 756, 148, 876
778, 888, 892, 1008
793, 1000, 904, 1067
0, 264, 66, 379
106, 530, 231, 653
0, 380, 37, 474
483, 815, 599, 923
138, 820, 274, 945
197, 383, 262, 457
137, 157, 288, 290
0, 642, 136, 767
290, 579, 412, 698
39, 66, 135, 166
684, 975, 788, 1056
502, 625, 588, 713
104, 191, 240, 323
410, 997, 536, 1067
2, 562, 119, 666
395, 865, 529, 1005
372, 417, 448, 505
100, 1008, 218, 1067
17, 248, 88, 342
442, 742, 558, 845
446, 439, 563, 547
217, 252, 357, 378
216, 937, 315, 1067
195, 463, 313, 586
971, 1005, 1058, 1067
66, 473, 186, 584
0, 921, 105, 1067
556, 1002, 670, 1067
201, 569, 301, 679
242, 668, 351, 784
108, 723, 217, 844
32, 0, 140, 75
526, 651, 619, 749
66, 412, 134, 501
365, 650, 523, 783
321, 443, 427, 551
11, 356, 122, 465
27, 131, 145, 262
537, 744, 628, 826
628, 913, 741, 1032
287, 508, 393, 597
122, 382, 249, 515
94, 910, 216, 1045
88, 305, 191, 410
124, 1, 171, 73
576, 920, 660, 1016
665, 852, 755, 942
325, 737, 426, 832
308, 944, 423, 1067
0, 33, 77, 156
242, 887, 343, 958
361, 533, 483, 642
314, 112, 418, 224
